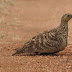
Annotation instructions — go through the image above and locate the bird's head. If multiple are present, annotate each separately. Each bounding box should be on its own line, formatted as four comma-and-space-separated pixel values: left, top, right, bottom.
61, 13, 72, 22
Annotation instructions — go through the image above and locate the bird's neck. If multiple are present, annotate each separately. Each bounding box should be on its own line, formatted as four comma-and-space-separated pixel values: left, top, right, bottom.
58, 21, 68, 32
57, 21, 68, 46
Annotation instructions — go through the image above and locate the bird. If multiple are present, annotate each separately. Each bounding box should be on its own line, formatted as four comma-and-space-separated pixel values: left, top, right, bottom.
12, 13, 72, 56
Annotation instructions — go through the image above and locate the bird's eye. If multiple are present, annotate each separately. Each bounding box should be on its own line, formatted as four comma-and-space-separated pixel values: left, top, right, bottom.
68, 15, 70, 17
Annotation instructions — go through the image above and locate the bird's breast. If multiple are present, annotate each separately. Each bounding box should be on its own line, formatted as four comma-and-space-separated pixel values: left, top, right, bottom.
59, 36, 67, 50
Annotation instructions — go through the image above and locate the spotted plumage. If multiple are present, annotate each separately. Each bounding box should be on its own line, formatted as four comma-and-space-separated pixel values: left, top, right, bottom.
12, 13, 72, 56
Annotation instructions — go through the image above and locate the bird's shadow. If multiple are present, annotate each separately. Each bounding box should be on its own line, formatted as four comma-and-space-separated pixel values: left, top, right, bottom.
22, 53, 59, 56
39, 53, 59, 56
12, 52, 59, 56
33, 52, 59, 56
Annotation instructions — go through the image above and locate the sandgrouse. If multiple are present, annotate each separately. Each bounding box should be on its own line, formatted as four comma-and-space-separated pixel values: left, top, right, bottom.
12, 13, 72, 56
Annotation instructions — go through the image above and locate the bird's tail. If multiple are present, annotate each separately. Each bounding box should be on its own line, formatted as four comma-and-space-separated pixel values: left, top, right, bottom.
12, 52, 18, 56
12, 40, 34, 56
12, 48, 24, 56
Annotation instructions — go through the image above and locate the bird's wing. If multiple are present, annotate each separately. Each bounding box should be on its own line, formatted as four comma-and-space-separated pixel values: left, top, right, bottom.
24, 30, 63, 50
45, 31, 63, 48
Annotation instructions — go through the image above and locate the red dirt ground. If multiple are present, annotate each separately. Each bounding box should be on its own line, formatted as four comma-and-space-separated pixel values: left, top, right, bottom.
0, 0, 72, 72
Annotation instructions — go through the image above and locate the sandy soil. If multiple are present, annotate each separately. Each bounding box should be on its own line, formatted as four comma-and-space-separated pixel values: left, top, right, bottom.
0, 0, 72, 72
